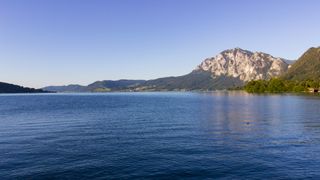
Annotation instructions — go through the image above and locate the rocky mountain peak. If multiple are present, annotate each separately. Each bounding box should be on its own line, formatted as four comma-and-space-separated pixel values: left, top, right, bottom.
196, 48, 290, 82
221, 48, 253, 56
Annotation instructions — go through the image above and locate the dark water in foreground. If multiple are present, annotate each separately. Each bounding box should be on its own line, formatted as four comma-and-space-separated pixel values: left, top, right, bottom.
1, 92, 320, 179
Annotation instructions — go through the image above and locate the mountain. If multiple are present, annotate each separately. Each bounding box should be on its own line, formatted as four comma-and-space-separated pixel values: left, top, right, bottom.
134, 48, 291, 90
43, 84, 87, 92
0, 82, 49, 93
283, 59, 295, 65
134, 70, 243, 91
196, 48, 290, 82
43, 48, 291, 92
43, 80, 146, 92
283, 47, 320, 81
86, 80, 146, 92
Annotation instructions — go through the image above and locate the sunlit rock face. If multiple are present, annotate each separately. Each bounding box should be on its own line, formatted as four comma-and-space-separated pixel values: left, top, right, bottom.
196, 48, 290, 82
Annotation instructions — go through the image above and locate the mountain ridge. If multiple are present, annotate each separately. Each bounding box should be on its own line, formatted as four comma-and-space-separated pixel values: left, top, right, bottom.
43, 80, 146, 92
43, 48, 292, 92
0, 82, 49, 93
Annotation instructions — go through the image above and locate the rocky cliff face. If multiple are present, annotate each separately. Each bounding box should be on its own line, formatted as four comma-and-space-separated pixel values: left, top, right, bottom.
196, 48, 290, 82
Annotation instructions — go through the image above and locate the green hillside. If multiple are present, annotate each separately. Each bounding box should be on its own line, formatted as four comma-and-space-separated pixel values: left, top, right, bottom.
283, 47, 320, 81
138, 70, 244, 91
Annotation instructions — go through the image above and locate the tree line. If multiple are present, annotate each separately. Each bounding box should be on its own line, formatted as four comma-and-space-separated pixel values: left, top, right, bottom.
244, 78, 319, 93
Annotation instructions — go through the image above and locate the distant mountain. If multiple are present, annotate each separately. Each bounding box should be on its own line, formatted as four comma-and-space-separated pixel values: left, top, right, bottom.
283, 59, 296, 65
43, 84, 87, 92
283, 47, 320, 81
0, 82, 49, 93
43, 80, 146, 92
87, 80, 146, 92
43, 48, 291, 92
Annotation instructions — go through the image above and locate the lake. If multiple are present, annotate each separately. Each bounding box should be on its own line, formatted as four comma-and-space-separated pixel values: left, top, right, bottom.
1, 92, 320, 179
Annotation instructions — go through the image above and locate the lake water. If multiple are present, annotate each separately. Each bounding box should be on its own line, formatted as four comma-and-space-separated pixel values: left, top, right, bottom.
1, 92, 320, 179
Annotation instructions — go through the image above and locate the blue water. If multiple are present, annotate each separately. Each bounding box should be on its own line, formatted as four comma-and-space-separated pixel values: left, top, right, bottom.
1, 92, 320, 179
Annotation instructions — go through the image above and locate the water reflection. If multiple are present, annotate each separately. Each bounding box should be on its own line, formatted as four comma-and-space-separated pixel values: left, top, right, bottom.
198, 91, 320, 142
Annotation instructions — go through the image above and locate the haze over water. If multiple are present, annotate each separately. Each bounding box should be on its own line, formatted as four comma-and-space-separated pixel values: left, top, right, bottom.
1, 92, 320, 179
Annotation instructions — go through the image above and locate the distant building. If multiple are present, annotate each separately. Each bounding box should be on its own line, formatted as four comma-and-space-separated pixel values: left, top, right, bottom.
308, 88, 319, 93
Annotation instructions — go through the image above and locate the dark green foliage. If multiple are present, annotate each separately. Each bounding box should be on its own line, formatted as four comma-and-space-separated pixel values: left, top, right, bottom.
244, 78, 309, 93
292, 85, 306, 92
267, 78, 286, 93
244, 80, 268, 93
0, 82, 49, 93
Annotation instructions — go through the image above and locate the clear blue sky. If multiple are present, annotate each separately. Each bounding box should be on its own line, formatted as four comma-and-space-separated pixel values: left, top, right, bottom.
1, 0, 320, 88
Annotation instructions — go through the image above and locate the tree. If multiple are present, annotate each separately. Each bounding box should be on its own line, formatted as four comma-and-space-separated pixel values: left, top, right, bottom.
267, 78, 286, 93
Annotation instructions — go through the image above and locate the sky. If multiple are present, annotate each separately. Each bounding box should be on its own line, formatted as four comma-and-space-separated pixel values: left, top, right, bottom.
1, 0, 320, 88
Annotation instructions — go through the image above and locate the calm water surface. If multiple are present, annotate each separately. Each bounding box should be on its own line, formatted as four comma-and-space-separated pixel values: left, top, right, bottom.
1, 92, 320, 179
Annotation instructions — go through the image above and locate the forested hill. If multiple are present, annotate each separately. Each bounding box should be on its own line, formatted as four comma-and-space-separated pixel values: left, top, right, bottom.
283, 47, 320, 81
0, 82, 49, 93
